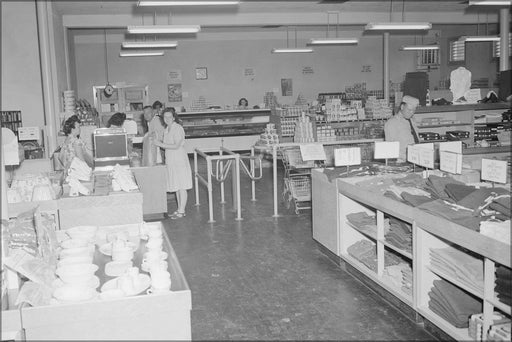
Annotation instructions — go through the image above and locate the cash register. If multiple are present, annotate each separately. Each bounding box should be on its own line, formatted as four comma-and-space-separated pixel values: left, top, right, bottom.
93, 128, 130, 170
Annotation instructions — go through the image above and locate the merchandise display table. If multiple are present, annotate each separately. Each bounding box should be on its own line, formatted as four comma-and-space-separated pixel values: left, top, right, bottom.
2, 225, 191, 340
312, 169, 511, 340
7, 189, 143, 229
131, 165, 167, 218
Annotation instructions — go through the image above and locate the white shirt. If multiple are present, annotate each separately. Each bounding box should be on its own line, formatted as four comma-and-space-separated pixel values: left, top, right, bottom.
384, 113, 415, 162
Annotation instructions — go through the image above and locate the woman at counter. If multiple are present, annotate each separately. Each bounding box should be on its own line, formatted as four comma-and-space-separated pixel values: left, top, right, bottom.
152, 107, 192, 219
107, 112, 127, 128
59, 115, 93, 168
238, 97, 249, 109
141, 105, 165, 166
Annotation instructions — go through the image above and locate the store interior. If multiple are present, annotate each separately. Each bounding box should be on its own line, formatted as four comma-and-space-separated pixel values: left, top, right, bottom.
1, 0, 511, 341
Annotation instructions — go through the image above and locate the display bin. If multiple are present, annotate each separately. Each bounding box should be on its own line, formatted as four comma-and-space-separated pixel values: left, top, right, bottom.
18, 222, 191, 340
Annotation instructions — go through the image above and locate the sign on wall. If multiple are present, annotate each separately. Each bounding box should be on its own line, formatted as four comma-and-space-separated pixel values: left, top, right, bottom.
168, 84, 183, 102
168, 69, 182, 83
281, 78, 293, 96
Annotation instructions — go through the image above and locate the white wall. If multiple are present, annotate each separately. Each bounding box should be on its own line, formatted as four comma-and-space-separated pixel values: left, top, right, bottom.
74, 31, 419, 109
1, 0, 45, 127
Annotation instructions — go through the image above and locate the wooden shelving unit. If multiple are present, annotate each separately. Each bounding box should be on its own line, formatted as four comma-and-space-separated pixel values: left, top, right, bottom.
312, 170, 511, 341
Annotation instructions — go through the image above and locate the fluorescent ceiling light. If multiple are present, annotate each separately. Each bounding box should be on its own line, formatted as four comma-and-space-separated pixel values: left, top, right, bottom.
468, 1, 511, 5
271, 48, 314, 53
308, 38, 359, 45
365, 22, 432, 31
122, 41, 178, 48
138, 0, 239, 5
127, 25, 201, 34
119, 50, 165, 57
400, 45, 440, 51
461, 35, 500, 42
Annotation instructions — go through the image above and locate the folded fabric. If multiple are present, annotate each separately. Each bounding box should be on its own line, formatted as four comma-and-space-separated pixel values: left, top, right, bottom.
384, 190, 405, 203
392, 173, 427, 189
489, 196, 511, 217
496, 265, 512, 279
401, 192, 434, 207
426, 175, 465, 201
458, 188, 509, 211
445, 183, 477, 202
480, 220, 511, 244
418, 199, 475, 222
355, 177, 396, 194
428, 280, 482, 328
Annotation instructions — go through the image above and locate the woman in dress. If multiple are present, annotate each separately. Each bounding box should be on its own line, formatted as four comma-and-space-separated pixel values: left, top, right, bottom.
59, 115, 93, 168
152, 107, 192, 219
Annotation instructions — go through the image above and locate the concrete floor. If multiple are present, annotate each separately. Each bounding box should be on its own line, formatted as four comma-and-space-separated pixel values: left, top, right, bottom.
160, 162, 435, 340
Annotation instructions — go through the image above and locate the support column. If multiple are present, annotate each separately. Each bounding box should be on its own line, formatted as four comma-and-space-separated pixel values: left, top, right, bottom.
36, 1, 59, 156
499, 8, 510, 71
383, 32, 390, 105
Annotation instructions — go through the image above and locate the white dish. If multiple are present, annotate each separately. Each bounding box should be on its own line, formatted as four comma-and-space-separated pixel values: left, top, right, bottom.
105, 260, 133, 277
99, 289, 126, 300
142, 251, 168, 261
56, 263, 98, 284
99, 241, 137, 256
59, 245, 95, 259
58, 255, 94, 267
52, 275, 100, 289
101, 274, 151, 296
53, 285, 98, 302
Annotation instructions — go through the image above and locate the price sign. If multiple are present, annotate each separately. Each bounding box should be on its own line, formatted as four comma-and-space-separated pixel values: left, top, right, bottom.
407, 145, 420, 164
440, 150, 462, 174
439, 141, 462, 154
374, 141, 399, 159
481, 158, 508, 184
18, 127, 41, 141
334, 147, 361, 166
299, 143, 326, 161
418, 148, 434, 169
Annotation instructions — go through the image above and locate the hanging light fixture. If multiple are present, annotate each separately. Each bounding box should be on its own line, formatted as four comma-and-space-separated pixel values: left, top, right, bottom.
119, 50, 165, 57
122, 41, 178, 48
400, 44, 439, 51
138, 0, 240, 6
365, 0, 431, 31
127, 25, 201, 34
272, 26, 314, 54
468, 1, 511, 6
459, 12, 500, 43
308, 12, 358, 46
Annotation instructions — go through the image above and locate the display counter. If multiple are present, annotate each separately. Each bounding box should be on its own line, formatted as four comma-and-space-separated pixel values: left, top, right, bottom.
131, 165, 167, 219
7, 188, 143, 230
180, 108, 270, 153
3, 224, 191, 340
312, 169, 511, 340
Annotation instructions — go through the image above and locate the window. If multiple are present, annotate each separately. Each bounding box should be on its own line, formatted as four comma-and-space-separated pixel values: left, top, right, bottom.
493, 37, 512, 58
418, 49, 440, 66
449, 39, 465, 63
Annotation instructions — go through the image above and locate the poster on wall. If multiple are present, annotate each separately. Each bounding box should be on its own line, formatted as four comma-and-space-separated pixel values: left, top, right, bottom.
302, 66, 314, 75
168, 69, 182, 83
281, 78, 293, 96
244, 68, 255, 77
168, 84, 183, 102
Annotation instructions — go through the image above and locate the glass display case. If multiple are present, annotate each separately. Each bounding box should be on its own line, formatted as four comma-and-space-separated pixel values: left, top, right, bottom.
180, 109, 270, 138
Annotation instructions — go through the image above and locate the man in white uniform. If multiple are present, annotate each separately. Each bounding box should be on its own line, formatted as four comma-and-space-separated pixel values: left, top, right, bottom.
384, 95, 420, 162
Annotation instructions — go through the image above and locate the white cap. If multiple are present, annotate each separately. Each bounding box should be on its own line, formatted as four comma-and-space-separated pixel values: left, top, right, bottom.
402, 95, 419, 107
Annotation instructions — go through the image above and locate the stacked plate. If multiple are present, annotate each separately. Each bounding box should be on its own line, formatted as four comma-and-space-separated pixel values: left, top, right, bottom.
63, 90, 76, 117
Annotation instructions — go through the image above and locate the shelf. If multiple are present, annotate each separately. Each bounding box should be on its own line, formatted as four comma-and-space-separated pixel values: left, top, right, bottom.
383, 240, 412, 260
416, 306, 472, 341
346, 221, 377, 240
417, 123, 471, 128
341, 252, 378, 277
427, 265, 483, 299
379, 275, 413, 306
488, 297, 512, 315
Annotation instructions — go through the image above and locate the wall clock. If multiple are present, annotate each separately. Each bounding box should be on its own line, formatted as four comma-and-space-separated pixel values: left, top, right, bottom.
195, 67, 208, 80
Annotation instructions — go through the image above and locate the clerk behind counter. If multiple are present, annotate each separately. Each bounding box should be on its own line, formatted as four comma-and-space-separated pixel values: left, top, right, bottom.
384, 95, 420, 162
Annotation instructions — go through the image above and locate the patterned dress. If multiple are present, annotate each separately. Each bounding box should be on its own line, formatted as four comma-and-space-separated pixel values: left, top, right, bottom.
59, 136, 86, 169
162, 123, 192, 192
